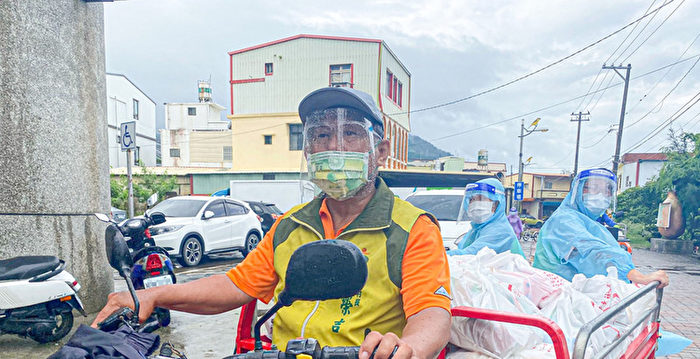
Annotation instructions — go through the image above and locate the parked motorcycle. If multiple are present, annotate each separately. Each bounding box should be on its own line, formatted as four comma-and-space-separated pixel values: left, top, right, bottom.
0, 255, 86, 342
94, 210, 174, 333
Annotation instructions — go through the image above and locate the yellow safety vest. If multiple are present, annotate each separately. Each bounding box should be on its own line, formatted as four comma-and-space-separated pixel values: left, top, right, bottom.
270, 178, 436, 349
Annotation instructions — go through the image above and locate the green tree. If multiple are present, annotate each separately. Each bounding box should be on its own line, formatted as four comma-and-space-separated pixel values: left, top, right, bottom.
110, 165, 178, 215
656, 130, 700, 240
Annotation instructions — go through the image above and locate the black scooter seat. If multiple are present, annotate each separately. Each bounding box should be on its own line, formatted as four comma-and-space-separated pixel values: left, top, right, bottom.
0, 256, 61, 281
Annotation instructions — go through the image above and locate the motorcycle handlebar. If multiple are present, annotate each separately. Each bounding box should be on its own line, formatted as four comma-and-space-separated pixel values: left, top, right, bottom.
231, 346, 360, 359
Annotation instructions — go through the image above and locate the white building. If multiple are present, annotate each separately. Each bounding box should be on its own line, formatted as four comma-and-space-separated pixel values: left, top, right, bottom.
617, 153, 667, 193
160, 81, 231, 167
228, 34, 411, 171
106, 73, 157, 168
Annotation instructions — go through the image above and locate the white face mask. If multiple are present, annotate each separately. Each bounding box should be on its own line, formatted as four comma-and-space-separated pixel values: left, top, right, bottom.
583, 193, 610, 216
468, 201, 494, 224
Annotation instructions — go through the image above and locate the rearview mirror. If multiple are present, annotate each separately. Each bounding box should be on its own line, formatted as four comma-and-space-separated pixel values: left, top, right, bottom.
94, 213, 110, 223
278, 240, 367, 305
203, 210, 214, 220
252, 240, 368, 350
147, 193, 159, 208
104, 225, 133, 276
150, 211, 166, 225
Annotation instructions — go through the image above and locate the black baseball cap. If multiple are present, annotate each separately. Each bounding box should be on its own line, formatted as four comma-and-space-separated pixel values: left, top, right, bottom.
298, 87, 384, 138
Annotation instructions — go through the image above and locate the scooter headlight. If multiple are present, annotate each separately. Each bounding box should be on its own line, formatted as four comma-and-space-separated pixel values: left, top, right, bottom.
151, 225, 184, 236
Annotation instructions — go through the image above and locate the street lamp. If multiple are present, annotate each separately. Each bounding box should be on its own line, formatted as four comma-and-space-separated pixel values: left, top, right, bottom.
518, 118, 548, 211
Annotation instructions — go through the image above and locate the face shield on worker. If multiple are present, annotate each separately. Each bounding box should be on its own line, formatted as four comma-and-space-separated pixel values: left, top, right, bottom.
298, 87, 387, 201
302, 108, 382, 200
457, 182, 502, 224
450, 178, 525, 257
569, 168, 617, 219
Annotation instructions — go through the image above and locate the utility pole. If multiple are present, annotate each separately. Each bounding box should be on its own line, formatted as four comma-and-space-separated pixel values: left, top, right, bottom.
603, 64, 631, 174
517, 118, 548, 212
570, 111, 590, 177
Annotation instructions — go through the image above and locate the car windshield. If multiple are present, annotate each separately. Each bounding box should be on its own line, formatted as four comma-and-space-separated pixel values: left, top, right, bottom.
150, 199, 207, 217
265, 204, 282, 215
406, 194, 462, 221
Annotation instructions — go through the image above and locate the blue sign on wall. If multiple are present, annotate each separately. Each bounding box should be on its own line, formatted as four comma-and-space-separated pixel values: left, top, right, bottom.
514, 181, 524, 201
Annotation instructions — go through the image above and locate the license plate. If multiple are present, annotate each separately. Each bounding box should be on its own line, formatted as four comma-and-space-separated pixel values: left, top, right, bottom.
143, 275, 173, 288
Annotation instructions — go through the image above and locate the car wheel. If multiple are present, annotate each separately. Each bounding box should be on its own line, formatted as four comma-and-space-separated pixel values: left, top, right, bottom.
242, 232, 261, 257
178, 236, 203, 267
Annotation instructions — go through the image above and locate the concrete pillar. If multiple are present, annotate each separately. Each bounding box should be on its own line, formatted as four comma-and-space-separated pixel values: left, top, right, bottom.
0, 0, 113, 312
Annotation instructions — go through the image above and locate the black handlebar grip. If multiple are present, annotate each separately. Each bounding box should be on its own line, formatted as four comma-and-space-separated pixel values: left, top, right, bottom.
320, 346, 360, 359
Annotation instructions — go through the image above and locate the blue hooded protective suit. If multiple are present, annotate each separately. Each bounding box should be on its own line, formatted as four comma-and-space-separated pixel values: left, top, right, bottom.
533, 169, 634, 281
447, 178, 525, 257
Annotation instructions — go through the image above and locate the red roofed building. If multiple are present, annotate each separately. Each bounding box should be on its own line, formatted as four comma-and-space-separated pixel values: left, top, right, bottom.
618, 153, 667, 193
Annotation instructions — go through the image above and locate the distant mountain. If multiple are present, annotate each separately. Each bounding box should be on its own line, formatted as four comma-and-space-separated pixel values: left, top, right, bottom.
408, 134, 452, 161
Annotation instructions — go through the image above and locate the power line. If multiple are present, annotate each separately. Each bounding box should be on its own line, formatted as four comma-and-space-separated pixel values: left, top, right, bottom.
612, 0, 673, 64
390, 0, 676, 116
619, 0, 687, 63
429, 53, 700, 142
623, 90, 700, 153
582, 131, 611, 149
575, 0, 659, 111
625, 53, 700, 129
625, 31, 700, 115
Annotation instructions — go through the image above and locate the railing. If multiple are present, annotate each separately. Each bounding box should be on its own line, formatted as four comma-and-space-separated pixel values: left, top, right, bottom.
572, 281, 663, 359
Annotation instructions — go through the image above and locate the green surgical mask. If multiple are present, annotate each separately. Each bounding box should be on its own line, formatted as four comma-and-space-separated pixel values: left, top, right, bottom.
307, 151, 369, 200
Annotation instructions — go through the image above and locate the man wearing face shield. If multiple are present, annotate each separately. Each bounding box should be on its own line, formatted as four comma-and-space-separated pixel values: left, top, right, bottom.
446, 178, 525, 257
229, 88, 451, 359
93, 88, 451, 359
533, 168, 669, 287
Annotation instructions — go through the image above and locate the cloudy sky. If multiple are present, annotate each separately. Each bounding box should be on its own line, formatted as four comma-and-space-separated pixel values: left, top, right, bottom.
103, 0, 700, 174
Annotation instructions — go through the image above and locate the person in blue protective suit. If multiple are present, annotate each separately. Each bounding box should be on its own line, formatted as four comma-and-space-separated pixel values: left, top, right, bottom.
596, 209, 617, 227
533, 168, 668, 287
447, 178, 525, 257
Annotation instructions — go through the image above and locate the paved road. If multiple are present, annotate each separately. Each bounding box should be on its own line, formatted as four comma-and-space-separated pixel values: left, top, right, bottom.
2, 245, 697, 358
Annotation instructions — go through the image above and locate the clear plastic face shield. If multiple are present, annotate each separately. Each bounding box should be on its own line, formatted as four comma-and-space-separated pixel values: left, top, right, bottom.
457, 182, 502, 224
570, 168, 617, 217
302, 108, 380, 200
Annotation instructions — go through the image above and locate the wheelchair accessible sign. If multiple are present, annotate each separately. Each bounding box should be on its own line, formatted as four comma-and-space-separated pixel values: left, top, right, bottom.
120, 121, 136, 151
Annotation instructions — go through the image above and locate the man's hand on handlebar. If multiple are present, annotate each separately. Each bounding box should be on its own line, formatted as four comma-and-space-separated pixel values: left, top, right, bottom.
91, 289, 156, 328
360, 331, 414, 359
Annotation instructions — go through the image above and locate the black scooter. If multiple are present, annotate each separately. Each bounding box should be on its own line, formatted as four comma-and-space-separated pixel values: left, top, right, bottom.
95, 211, 174, 333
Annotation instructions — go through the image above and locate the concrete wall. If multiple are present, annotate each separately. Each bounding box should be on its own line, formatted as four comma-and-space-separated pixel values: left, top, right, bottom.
0, 0, 113, 312
165, 102, 228, 131
229, 113, 305, 171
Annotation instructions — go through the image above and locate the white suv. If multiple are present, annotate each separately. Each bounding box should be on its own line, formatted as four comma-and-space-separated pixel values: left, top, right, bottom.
148, 196, 263, 267
405, 189, 471, 251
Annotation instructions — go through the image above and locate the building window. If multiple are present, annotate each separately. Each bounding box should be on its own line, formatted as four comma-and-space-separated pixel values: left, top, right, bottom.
385, 70, 393, 97
329, 64, 352, 87
116, 134, 121, 144
544, 181, 553, 189
223, 146, 232, 161
132, 99, 139, 120
289, 124, 303, 151
188, 107, 196, 116
170, 148, 180, 158
264, 135, 272, 145
262, 173, 275, 180
397, 82, 403, 107
393, 77, 398, 102
265, 62, 273, 75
